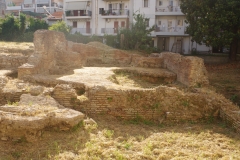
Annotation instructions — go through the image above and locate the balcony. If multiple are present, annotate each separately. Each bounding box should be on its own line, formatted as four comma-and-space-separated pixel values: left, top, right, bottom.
155, 6, 184, 15
155, 26, 188, 36
100, 9, 129, 18
101, 28, 118, 35
65, 10, 92, 19
71, 28, 92, 35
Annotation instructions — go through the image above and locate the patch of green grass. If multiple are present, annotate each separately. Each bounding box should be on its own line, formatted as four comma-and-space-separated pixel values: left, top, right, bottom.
230, 94, 238, 103
182, 100, 189, 107
126, 115, 154, 126
103, 129, 114, 138
11, 151, 22, 159
71, 121, 84, 132
107, 97, 113, 102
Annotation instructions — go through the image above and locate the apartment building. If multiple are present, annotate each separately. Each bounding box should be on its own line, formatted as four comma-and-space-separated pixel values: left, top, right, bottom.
0, 0, 6, 17
63, 0, 210, 54
5, 0, 63, 16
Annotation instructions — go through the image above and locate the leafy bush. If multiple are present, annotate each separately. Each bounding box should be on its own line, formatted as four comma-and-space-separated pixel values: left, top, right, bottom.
104, 34, 118, 48
66, 32, 102, 44
16, 32, 34, 42
49, 21, 70, 35
0, 15, 20, 41
26, 17, 48, 32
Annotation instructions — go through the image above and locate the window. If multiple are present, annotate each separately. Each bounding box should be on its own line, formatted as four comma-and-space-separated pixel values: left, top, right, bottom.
145, 19, 149, 27
177, 20, 183, 26
159, 1, 162, 6
73, 21, 77, 28
112, 3, 118, 9
143, 0, 149, 7
158, 21, 161, 25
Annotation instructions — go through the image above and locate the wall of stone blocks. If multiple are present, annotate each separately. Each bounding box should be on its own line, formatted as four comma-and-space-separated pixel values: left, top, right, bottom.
161, 52, 209, 87
220, 108, 240, 134
0, 55, 28, 69
76, 86, 223, 123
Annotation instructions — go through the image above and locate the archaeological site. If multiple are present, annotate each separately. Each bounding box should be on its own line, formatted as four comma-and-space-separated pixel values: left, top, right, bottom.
0, 30, 239, 142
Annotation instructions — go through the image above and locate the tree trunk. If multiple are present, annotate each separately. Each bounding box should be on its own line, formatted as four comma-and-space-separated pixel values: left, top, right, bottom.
229, 37, 238, 62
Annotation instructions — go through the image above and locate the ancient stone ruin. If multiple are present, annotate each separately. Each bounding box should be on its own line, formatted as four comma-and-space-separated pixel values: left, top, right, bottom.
0, 30, 239, 141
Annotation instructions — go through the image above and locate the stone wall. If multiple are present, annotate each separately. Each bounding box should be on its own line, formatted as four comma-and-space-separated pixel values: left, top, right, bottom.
18, 30, 209, 87
52, 84, 80, 109
18, 30, 67, 78
161, 52, 209, 87
220, 107, 240, 133
0, 54, 28, 69
72, 86, 234, 123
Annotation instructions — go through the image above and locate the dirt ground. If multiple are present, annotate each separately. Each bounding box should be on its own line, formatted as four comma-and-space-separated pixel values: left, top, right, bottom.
206, 62, 240, 107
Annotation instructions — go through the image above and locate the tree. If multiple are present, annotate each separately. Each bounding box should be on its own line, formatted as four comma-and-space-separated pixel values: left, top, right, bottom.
26, 17, 48, 32
0, 15, 20, 41
181, 0, 240, 61
19, 13, 26, 34
49, 21, 70, 35
116, 12, 155, 51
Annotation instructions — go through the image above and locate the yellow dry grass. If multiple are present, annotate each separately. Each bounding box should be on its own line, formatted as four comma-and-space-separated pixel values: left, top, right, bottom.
0, 41, 34, 55
0, 115, 239, 160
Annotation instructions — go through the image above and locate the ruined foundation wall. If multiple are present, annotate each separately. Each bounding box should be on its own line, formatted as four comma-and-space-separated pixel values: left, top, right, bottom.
0, 54, 28, 69
74, 86, 233, 123
161, 52, 209, 87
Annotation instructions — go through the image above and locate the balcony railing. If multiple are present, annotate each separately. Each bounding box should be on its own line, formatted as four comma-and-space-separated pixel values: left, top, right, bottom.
65, 10, 92, 17
101, 28, 118, 34
156, 6, 181, 12
71, 28, 92, 34
155, 26, 186, 33
100, 9, 129, 16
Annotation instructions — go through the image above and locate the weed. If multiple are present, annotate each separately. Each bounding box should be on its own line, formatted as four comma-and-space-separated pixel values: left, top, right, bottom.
28, 101, 33, 106
122, 141, 132, 150
15, 136, 27, 144
113, 150, 127, 160
11, 151, 22, 159
103, 129, 114, 138
206, 115, 214, 124
53, 141, 61, 154
12, 102, 19, 106
70, 97, 77, 102
71, 121, 84, 132
230, 94, 238, 102
7, 100, 11, 105
76, 88, 85, 95
143, 142, 153, 155
107, 97, 113, 102
195, 83, 202, 88
182, 100, 189, 107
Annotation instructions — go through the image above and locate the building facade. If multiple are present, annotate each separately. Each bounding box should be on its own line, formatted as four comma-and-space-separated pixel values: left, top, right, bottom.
4, 0, 63, 16
0, 0, 6, 17
63, 0, 211, 54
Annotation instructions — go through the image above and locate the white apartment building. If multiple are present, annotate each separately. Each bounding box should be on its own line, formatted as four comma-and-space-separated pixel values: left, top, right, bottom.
5, 0, 63, 16
0, 0, 6, 18
63, 0, 211, 54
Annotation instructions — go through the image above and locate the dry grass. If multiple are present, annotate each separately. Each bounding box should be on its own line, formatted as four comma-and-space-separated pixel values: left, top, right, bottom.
109, 71, 164, 88
0, 41, 34, 55
0, 115, 239, 160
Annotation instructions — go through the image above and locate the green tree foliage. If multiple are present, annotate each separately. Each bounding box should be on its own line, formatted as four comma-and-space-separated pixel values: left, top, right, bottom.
49, 21, 70, 35
181, 0, 240, 61
19, 13, 26, 34
0, 15, 20, 41
26, 17, 48, 32
117, 12, 155, 51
